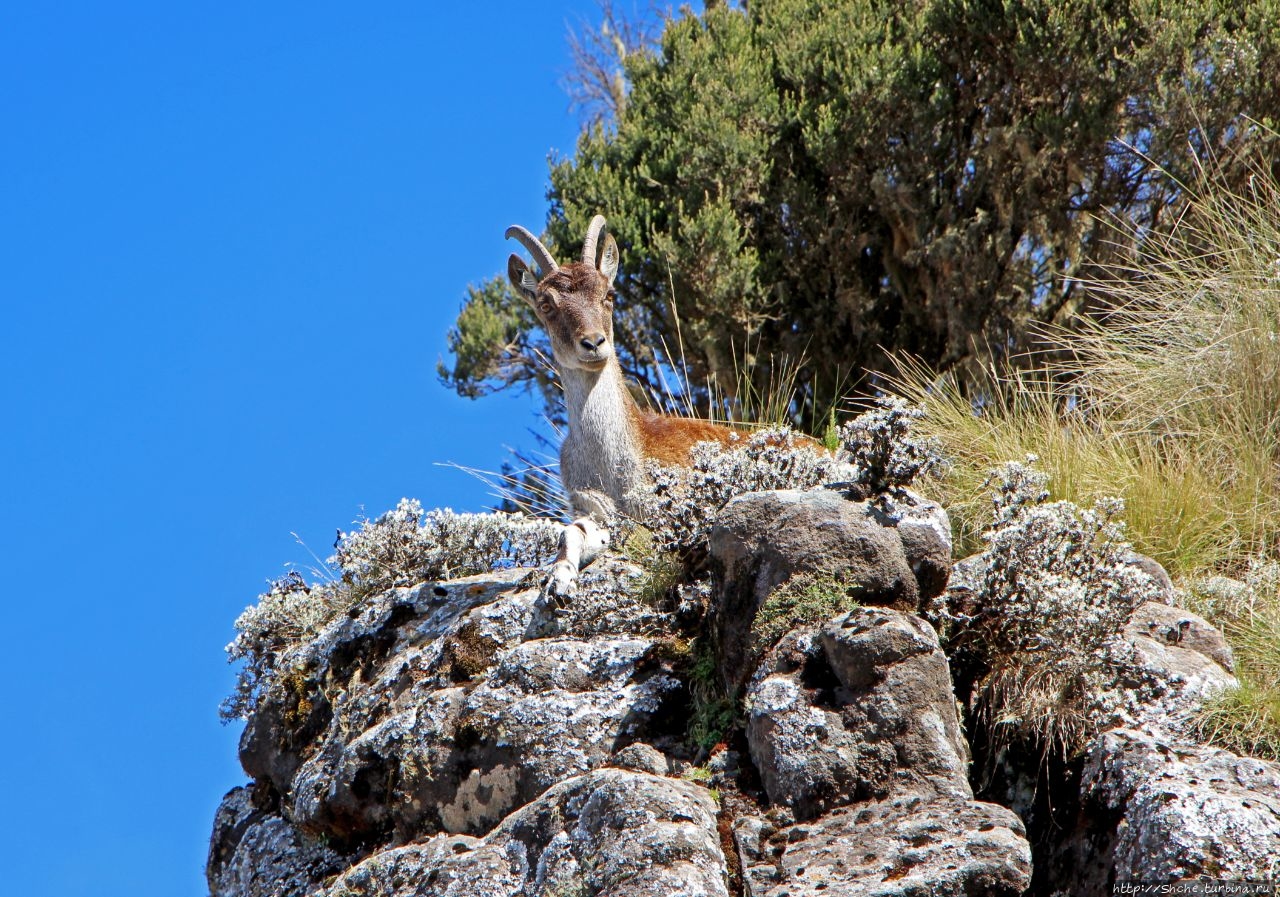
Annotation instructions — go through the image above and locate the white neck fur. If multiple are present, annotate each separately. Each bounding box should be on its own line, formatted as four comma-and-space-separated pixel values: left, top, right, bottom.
558, 359, 644, 508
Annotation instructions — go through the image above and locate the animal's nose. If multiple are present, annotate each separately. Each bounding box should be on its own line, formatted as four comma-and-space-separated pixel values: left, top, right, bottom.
580, 332, 607, 352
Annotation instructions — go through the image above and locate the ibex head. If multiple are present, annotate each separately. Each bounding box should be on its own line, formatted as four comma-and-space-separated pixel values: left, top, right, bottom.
507, 215, 620, 372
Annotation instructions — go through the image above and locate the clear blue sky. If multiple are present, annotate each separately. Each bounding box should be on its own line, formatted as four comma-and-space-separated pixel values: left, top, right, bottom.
0, 3, 624, 894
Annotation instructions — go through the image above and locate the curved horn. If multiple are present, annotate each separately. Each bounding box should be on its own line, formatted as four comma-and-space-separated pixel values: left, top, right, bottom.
505, 225, 558, 278
581, 215, 608, 267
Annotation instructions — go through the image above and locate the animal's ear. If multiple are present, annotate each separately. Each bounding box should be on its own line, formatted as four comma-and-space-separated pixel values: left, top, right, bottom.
508, 254, 540, 305
597, 233, 619, 287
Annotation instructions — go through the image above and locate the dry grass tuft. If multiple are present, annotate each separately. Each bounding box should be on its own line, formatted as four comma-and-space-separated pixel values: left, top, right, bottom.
895, 143, 1280, 759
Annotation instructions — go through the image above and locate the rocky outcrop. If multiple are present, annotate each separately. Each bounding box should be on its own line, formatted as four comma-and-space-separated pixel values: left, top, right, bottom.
211, 481, 1276, 897
1029, 601, 1277, 892
745, 610, 971, 819
709, 487, 951, 687
735, 796, 1031, 897
213, 558, 690, 893
216, 746, 728, 897
1078, 728, 1280, 883
1124, 601, 1236, 698
316, 768, 728, 897
737, 606, 1033, 895
959, 548, 1273, 892
208, 786, 345, 897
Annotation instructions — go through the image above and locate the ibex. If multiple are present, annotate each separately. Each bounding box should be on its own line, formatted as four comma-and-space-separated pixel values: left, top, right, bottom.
506, 215, 739, 596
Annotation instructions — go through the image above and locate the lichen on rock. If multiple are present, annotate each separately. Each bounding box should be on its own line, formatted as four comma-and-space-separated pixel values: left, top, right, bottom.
211, 409, 1278, 896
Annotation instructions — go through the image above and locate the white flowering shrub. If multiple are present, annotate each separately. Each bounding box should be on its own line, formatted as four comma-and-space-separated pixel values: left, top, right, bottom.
950, 460, 1163, 753
985, 456, 1051, 526
839, 397, 944, 493
634, 402, 941, 557
332, 499, 560, 593
1184, 558, 1280, 627
221, 572, 349, 721
637, 427, 857, 554
222, 500, 561, 721
632, 403, 942, 557
981, 502, 1151, 658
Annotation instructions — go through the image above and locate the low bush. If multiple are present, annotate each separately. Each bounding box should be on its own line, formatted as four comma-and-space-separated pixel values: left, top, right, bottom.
332, 499, 560, 595
222, 503, 561, 721
639, 426, 854, 555
639, 399, 941, 556
944, 460, 1162, 756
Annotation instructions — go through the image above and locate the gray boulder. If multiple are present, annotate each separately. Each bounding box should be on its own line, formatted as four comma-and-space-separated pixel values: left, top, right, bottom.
746, 608, 971, 821
317, 768, 728, 897
739, 606, 1032, 893
238, 568, 532, 800
1104, 601, 1238, 735
1126, 600, 1235, 677
234, 561, 680, 854
433, 635, 680, 834
710, 488, 952, 686
735, 796, 1031, 897
207, 786, 345, 897
1075, 728, 1280, 884
610, 742, 676, 776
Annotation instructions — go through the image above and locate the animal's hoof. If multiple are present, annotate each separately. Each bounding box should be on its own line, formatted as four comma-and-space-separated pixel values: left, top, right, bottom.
540, 563, 577, 608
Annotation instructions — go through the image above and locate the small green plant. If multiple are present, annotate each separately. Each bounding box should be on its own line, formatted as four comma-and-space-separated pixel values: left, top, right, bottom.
635, 553, 684, 607
687, 638, 736, 751
821, 406, 840, 453
683, 765, 713, 784
619, 524, 658, 564
618, 525, 685, 607
280, 666, 317, 733
689, 696, 736, 753
750, 571, 862, 655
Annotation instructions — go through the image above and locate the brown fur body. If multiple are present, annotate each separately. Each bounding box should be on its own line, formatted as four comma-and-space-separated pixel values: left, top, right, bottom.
633, 409, 737, 467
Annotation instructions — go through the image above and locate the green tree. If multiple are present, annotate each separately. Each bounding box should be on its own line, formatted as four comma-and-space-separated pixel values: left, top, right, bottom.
442, 0, 1280, 430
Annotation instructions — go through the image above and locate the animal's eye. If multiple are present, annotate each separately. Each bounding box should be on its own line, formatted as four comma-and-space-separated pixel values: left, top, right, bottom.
539, 300, 556, 315
605, 290, 616, 304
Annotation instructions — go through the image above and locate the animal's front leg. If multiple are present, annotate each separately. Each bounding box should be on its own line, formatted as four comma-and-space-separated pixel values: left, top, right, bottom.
544, 516, 610, 602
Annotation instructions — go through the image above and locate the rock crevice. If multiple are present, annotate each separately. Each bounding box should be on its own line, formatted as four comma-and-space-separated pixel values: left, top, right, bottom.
210, 485, 1279, 897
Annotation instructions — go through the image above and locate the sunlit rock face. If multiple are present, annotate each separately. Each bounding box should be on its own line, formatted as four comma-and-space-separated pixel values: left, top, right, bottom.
209, 482, 1277, 897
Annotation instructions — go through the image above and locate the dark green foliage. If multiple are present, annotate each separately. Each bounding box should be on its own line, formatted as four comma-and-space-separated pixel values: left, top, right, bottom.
442, 0, 1280, 429
688, 636, 736, 750
438, 278, 549, 400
